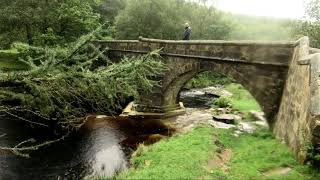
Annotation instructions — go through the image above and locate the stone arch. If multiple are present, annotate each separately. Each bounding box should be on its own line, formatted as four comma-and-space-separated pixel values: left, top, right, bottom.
160, 58, 288, 126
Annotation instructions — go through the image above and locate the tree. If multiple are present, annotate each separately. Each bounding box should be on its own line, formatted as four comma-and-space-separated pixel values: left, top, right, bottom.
114, 0, 232, 40
292, 0, 320, 48
94, 0, 126, 23
185, 4, 232, 40
0, 0, 101, 48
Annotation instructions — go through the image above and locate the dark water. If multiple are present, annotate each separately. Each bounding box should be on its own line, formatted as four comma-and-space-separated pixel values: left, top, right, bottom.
0, 116, 171, 180
0, 88, 211, 179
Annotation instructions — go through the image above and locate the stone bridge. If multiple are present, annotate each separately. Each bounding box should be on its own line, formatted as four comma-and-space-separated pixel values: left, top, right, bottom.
91, 37, 320, 162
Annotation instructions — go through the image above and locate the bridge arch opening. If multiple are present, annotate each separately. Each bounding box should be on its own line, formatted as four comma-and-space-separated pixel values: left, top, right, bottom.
180, 72, 261, 112
162, 69, 274, 125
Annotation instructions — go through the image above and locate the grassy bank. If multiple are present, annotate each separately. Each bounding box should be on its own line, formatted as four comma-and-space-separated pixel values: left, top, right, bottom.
109, 81, 319, 179
113, 127, 319, 180
116, 127, 215, 179
224, 83, 261, 113
211, 83, 261, 121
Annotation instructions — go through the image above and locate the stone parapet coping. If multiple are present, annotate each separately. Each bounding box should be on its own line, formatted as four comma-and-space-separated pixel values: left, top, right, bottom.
138, 37, 299, 47
92, 39, 139, 43
92, 37, 300, 47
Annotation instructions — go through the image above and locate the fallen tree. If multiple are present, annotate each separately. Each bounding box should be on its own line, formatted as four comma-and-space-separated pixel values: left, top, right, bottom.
0, 31, 165, 156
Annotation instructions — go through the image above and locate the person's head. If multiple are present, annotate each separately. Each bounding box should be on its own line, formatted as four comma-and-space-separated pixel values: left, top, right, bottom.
184, 23, 190, 28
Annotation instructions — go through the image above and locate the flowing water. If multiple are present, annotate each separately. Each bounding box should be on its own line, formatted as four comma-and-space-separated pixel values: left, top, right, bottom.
0, 88, 216, 180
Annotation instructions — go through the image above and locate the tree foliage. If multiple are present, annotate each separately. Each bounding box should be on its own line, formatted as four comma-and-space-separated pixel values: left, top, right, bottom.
0, 0, 101, 48
94, 0, 126, 23
0, 27, 165, 156
292, 0, 320, 48
0, 31, 165, 132
114, 0, 232, 40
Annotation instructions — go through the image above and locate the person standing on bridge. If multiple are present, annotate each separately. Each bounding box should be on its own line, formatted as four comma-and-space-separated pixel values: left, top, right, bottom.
183, 23, 192, 40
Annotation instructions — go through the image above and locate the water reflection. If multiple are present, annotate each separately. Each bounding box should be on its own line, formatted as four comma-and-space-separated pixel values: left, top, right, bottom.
0, 87, 211, 179
0, 117, 170, 179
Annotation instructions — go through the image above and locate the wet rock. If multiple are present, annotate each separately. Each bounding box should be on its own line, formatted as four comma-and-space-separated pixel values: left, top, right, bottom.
249, 110, 266, 122
96, 115, 108, 119
202, 86, 233, 97
120, 102, 134, 116
254, 120, 268, 128
208, 120, 236, 129
212, 108, 233, 114
233, 130, 242, 137
181, 124, 195, 133
173, 109, 212, 132
237, 122, 256, 133
213, 114, 241, 124
180, 89, 205, 97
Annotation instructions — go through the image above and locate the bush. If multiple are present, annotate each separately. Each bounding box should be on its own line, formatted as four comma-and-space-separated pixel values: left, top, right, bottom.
212, 97, 232, 108
185, 71, 234, 89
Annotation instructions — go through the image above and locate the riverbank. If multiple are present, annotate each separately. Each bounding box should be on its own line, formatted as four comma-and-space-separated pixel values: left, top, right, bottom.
109, 83, 320, 180
114, 126, 319, 180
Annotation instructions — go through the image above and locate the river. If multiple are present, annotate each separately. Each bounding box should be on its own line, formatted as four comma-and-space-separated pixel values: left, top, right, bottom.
0, 87, 216, 179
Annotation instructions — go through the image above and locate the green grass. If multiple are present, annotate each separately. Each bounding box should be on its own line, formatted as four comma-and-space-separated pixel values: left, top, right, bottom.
116, 127, 216, 179
224, 83, 261, 113
113, 127, 320, 180
210, 129, 320, 180
110, 80, 319, 180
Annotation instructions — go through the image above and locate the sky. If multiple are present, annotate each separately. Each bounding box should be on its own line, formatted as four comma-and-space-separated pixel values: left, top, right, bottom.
208, 0, 307, 19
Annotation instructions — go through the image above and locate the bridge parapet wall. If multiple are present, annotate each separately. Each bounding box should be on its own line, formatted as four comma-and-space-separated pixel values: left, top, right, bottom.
92, 37, 296, 66
92, 38, 297, 122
